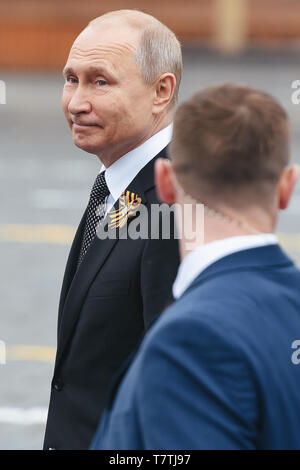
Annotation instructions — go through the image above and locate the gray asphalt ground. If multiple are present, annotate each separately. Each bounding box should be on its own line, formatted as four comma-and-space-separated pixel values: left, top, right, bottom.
1, 47, 300, 449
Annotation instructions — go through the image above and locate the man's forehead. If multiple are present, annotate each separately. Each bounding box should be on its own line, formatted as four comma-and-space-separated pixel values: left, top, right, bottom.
71, 23, 139, 54
64, 37, 139, 77
65, 43, 137, 75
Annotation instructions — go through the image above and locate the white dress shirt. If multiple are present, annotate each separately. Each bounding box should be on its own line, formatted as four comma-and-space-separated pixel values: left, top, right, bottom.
99, 123, 173, 216
172, 233, 278, 299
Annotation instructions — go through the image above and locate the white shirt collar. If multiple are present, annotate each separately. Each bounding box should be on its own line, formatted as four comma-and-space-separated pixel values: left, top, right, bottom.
172, 233, 278, 299
100, 123, 173, 203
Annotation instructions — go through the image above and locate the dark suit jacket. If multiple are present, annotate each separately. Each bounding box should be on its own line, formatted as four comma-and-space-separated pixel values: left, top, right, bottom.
91, 244, 300, 450
43, 147, 180, 450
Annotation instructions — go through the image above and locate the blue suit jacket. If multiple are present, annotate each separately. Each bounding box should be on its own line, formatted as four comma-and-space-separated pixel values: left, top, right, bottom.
91, 245, 300, 450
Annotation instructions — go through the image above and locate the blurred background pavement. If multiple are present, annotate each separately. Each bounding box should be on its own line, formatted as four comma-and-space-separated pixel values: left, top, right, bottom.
1, 0, 300, 449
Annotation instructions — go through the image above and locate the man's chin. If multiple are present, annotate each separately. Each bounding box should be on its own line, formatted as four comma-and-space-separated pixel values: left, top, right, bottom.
73, 137, 101, 156
74, 143, 98, 156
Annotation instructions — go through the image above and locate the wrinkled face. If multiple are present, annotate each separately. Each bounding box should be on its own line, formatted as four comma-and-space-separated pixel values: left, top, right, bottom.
62, 24, 155, 163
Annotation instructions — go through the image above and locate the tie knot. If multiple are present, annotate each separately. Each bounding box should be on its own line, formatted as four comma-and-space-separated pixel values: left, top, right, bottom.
91, 171, 110, 202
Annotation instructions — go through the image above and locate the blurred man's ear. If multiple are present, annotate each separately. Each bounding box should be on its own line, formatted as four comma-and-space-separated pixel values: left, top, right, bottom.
152, 73, 176, 114
155, 158, 177, 204
278, 164, 299, 210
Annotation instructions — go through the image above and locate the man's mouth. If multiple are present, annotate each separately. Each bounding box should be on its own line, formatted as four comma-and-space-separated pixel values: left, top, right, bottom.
71, 120, 102, 130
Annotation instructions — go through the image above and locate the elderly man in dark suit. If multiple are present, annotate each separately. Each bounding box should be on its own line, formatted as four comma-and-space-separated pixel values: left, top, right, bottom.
92, 84, 300, 450
43, 10, 181, 450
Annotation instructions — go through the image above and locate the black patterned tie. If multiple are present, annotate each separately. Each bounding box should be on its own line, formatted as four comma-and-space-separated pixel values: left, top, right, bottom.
77, 171, 110, 266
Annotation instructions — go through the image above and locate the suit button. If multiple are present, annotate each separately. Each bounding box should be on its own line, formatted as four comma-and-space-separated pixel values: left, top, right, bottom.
48, 447, 56, 450
52, 378, 63, 391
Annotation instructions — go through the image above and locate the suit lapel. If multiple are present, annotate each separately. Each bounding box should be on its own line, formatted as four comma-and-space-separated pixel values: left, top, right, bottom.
55, 209, 122, 368
57, 208, 87, 331
55, 147, 168, 370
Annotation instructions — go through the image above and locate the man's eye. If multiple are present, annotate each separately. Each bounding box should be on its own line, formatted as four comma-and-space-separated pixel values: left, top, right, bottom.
67, 77, 78, 84
97, 80, 107, 86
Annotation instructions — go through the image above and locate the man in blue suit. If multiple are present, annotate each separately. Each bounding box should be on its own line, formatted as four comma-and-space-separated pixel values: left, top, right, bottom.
91, 84, 300, 450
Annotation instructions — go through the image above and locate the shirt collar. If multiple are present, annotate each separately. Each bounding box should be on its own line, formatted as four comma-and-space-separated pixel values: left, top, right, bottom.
99, 123, 173, 203
172, 233, 278, 300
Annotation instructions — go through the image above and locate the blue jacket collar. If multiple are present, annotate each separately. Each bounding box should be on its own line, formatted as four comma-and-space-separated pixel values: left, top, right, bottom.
182, 244, 293, 299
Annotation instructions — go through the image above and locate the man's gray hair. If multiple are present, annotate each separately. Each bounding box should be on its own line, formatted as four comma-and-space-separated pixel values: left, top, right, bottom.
89, 10, 182, 107
135, 23, 182, 106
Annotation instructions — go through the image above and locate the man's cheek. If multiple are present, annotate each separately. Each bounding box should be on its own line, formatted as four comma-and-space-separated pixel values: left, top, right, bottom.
61, 103, 70, 125
61, 92, 68, 112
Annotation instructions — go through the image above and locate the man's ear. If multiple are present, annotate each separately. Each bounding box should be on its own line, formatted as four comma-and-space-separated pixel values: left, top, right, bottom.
155, 158, 176, 204
152, 73, 176, 114
278, 164, 299, 210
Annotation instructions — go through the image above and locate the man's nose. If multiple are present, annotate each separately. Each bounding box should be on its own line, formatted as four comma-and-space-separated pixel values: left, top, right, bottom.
68, 86, 92, 114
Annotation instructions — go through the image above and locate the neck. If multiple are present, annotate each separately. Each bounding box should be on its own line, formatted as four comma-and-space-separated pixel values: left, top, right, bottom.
178, 198, 276, 260
98, 113, 172, 168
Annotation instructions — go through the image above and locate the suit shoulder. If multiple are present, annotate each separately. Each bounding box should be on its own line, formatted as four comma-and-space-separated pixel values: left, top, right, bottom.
143, 266, 300, 368
140, 299, 241, 366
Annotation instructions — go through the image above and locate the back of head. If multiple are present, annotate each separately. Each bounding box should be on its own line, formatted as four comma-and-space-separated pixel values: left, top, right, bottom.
170, 84, 290, 210
89, 10, 182, 106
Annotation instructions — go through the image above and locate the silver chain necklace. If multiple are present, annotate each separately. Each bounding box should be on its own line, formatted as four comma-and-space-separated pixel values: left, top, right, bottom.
177, 186, 262, 235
